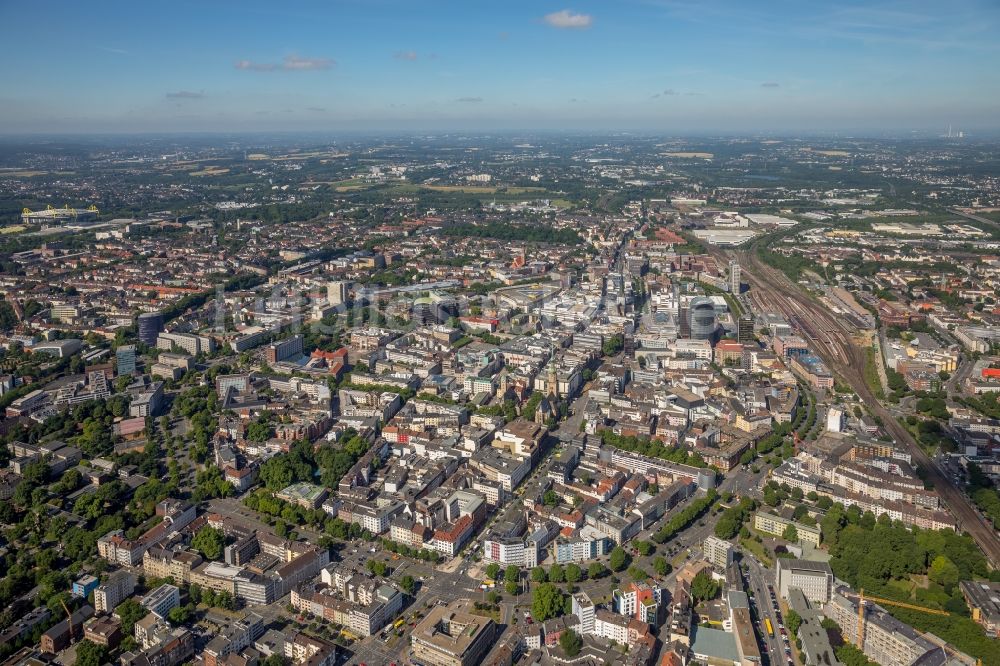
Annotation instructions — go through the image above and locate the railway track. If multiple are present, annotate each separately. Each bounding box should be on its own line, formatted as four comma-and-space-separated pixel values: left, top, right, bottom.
707, 240, 1000, 567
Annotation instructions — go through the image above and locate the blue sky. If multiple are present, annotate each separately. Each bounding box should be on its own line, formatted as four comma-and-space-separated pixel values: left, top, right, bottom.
1, 0, 998, 133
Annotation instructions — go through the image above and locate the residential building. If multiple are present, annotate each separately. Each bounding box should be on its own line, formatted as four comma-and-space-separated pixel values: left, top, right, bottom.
265, 335, 304, 364
202, 613, 266, 666
157, 331, 215, 356
613, 580, 662, 625
825, 587, 964, 666
95, 570, 137, 613
703, 535, 735, 569
753, 511, 822, 547
72, 575, 100, 599
83, 615, 123, 649
572, 592, 596, 636
410, 601, 495, 666
142, 584, 181, 620
122, 627, 194, 666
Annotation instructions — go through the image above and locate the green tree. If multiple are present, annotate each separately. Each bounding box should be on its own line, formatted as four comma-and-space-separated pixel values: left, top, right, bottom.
115, 599, 149, 634
505, 580, 519, 595
167, 605, 191, 626
531, 566, 548, 583
548, 564, 565, 583
928, 555, 960, 589
609, 546, 628, 572
485, 563, 501, 580
531, 583, 564, 622
215, 590, 235, 610
636, 540, 654, 556
247, 421, 272, 442
75, 640, 108, 666
782, 524, 799, 543
715, 513, 740, 539
400, 575, 416, 595
504, 565, 519, 584
564, 564, 582, 584
836, 644, 879, 666
262, 655, 288, 666
786, 609, 802, 637
588, 562, 606, 580
559, 628, 583, 657
628, 565, 649, 581
192, 526, 225, 560
653, 556, 671, 576
691, 572, 720, 602
366, 559, 387, 576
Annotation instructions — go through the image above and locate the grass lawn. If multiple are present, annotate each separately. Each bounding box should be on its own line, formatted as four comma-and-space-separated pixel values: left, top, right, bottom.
740, 537, 773, 567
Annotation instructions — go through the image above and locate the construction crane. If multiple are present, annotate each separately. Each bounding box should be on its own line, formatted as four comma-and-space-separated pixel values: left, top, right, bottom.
856, 589, 949, 646
60, 598, 75, 643
856, 590, 982, 666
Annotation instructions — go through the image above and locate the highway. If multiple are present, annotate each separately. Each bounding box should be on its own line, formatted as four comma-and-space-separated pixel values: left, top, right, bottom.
948, 207, 1000, 231
711, 239, 1000, 568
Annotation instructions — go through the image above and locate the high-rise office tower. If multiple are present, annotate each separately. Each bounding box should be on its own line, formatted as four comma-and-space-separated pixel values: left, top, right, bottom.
137, 312, 164, 347
738, 314, 755, 343
689, 297, 718, 341
116, 345, 137, 376
327, 281, 349, 306
729, 260, 741, 294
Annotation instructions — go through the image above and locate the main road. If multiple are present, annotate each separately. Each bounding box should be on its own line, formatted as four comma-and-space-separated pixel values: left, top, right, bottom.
709, 238, 1000, 568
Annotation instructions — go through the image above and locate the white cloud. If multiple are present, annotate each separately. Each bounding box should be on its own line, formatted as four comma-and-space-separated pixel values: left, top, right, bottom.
281, 55, 334, 70
456, 96, 483, 103
394, 50, 418, 61
761, 82, 780, 88
236, 55, 334, 71
543, 9, 593, 29
235, 60, 275, 71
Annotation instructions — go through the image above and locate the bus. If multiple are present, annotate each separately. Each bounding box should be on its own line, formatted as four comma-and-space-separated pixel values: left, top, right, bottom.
764, 618, 774, 638
393, 618, 405, 629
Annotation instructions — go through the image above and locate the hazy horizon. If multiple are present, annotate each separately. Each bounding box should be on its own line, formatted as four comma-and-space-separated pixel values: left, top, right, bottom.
2, 0, 998, 135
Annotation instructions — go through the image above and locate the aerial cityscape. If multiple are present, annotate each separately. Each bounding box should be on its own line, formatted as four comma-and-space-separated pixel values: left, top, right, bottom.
1, 3, 1000, 666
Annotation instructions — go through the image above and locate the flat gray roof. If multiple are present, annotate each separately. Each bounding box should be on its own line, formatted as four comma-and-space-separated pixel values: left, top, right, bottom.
690, 626, 739, 662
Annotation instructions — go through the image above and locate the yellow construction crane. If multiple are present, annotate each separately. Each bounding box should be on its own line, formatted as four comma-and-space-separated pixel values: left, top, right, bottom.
856, 589, 949, 646
856, 590, 982, 666
59, 598, 74, 643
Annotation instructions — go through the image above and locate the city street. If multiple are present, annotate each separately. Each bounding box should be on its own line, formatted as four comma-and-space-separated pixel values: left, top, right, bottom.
744, 555, 791, 666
